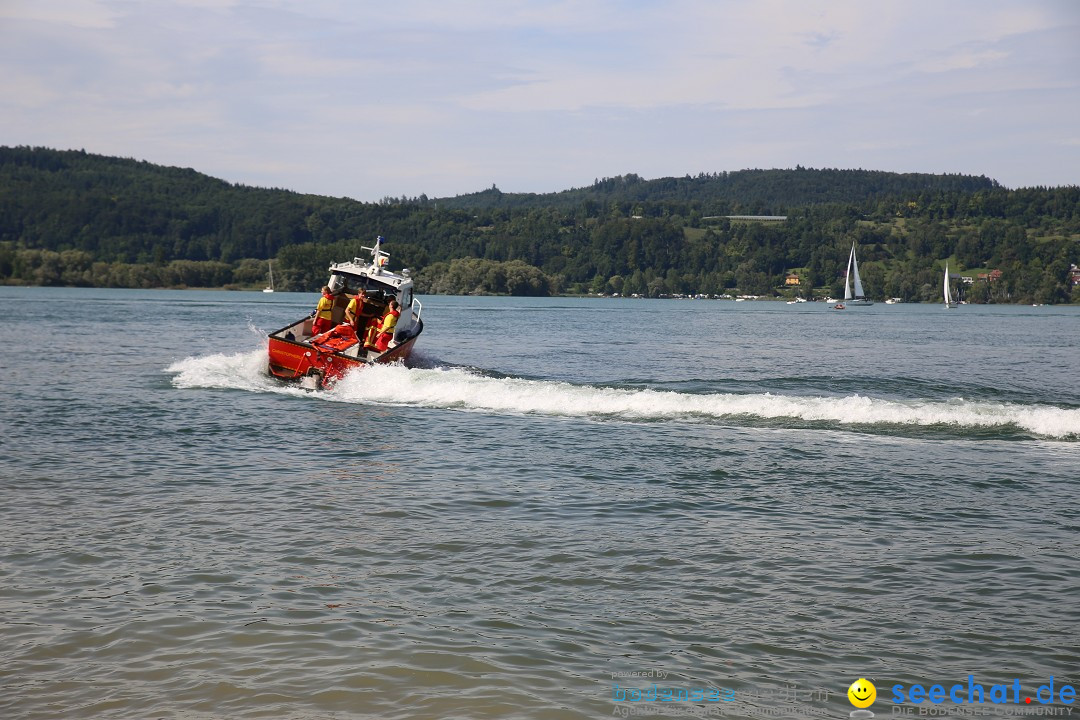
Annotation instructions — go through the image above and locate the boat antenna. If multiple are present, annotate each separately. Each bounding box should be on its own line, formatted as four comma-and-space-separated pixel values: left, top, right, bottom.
360, 235, 390, 274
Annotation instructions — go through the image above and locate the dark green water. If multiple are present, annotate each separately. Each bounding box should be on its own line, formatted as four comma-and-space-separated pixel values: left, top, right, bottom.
1, 287, 1078, 719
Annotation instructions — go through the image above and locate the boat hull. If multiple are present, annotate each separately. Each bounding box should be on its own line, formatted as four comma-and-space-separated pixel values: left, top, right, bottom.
267, 320, 421, 389
269, 239, 424, 389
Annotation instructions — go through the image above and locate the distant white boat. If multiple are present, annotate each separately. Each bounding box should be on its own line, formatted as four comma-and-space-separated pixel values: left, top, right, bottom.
843, 242, 873, 306
943, 262, 956, 308
263, 260, 275, 293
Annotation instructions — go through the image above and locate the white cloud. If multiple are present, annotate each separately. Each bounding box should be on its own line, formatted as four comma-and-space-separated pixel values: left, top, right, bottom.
0, 0, 119, 28
0, 0, 1077, 197
914, 50, 1011, 74
0, 69, 64, 109
452, 0, 1067, 114
253, 42, 381, 80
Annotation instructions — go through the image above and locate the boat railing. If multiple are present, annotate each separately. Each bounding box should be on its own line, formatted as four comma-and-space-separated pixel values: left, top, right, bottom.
411, 297, 422, 324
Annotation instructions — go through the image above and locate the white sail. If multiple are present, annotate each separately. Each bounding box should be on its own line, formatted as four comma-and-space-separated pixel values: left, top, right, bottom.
943, 263, 954, 308
263, 261, 275, 293
851, 243, 865, 298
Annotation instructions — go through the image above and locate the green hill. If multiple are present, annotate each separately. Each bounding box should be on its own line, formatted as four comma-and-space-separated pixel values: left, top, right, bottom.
1, 146, 1077, 303
437, 168, 999, 213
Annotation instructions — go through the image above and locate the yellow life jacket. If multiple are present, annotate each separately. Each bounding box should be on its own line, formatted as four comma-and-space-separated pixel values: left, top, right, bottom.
380, 308, 400, 334
316, 293, 334, 320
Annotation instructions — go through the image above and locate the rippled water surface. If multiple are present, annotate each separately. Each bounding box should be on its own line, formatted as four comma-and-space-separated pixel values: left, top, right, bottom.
1, 287, 1079, 719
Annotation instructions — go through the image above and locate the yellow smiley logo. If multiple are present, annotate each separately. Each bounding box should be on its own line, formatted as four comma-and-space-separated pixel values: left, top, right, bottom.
848, 678, 876, 708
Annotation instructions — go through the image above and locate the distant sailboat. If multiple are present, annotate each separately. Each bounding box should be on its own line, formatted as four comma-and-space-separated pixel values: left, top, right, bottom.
263, 261, 275, 293
842, 242, 873, 306
943, 262, 956, 308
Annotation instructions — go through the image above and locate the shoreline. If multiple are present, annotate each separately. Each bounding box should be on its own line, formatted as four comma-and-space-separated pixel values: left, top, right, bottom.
1, 283, 1075, 305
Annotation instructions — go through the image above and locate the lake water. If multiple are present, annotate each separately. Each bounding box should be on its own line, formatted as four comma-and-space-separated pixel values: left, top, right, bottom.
1, 287, 1079, 719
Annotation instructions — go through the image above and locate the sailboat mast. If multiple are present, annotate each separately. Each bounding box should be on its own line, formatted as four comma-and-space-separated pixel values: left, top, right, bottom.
844, 244, 854, 300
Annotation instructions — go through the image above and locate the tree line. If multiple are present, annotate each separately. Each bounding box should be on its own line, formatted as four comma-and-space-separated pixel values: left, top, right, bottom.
1, 146, 1077, 303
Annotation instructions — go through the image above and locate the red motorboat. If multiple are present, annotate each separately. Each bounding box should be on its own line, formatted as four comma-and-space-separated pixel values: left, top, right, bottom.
267, 237, 423, 389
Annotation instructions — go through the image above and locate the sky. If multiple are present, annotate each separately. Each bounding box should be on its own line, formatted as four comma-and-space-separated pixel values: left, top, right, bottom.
2, 0, 1078, 201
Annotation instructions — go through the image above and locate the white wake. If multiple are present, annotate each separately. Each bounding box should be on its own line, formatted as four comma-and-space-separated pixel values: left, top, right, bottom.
167, 351, 1080, 439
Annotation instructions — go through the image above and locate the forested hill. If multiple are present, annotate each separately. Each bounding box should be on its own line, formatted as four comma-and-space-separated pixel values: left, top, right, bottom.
0, 146, 344, 262
437, 169, 1000, 213
2, 146, 1078, 304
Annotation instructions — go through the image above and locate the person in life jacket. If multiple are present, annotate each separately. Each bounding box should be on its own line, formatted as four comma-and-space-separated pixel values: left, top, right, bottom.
364, 299, 400, 352
311, 286, 336, 336
344, 289, 376, 331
